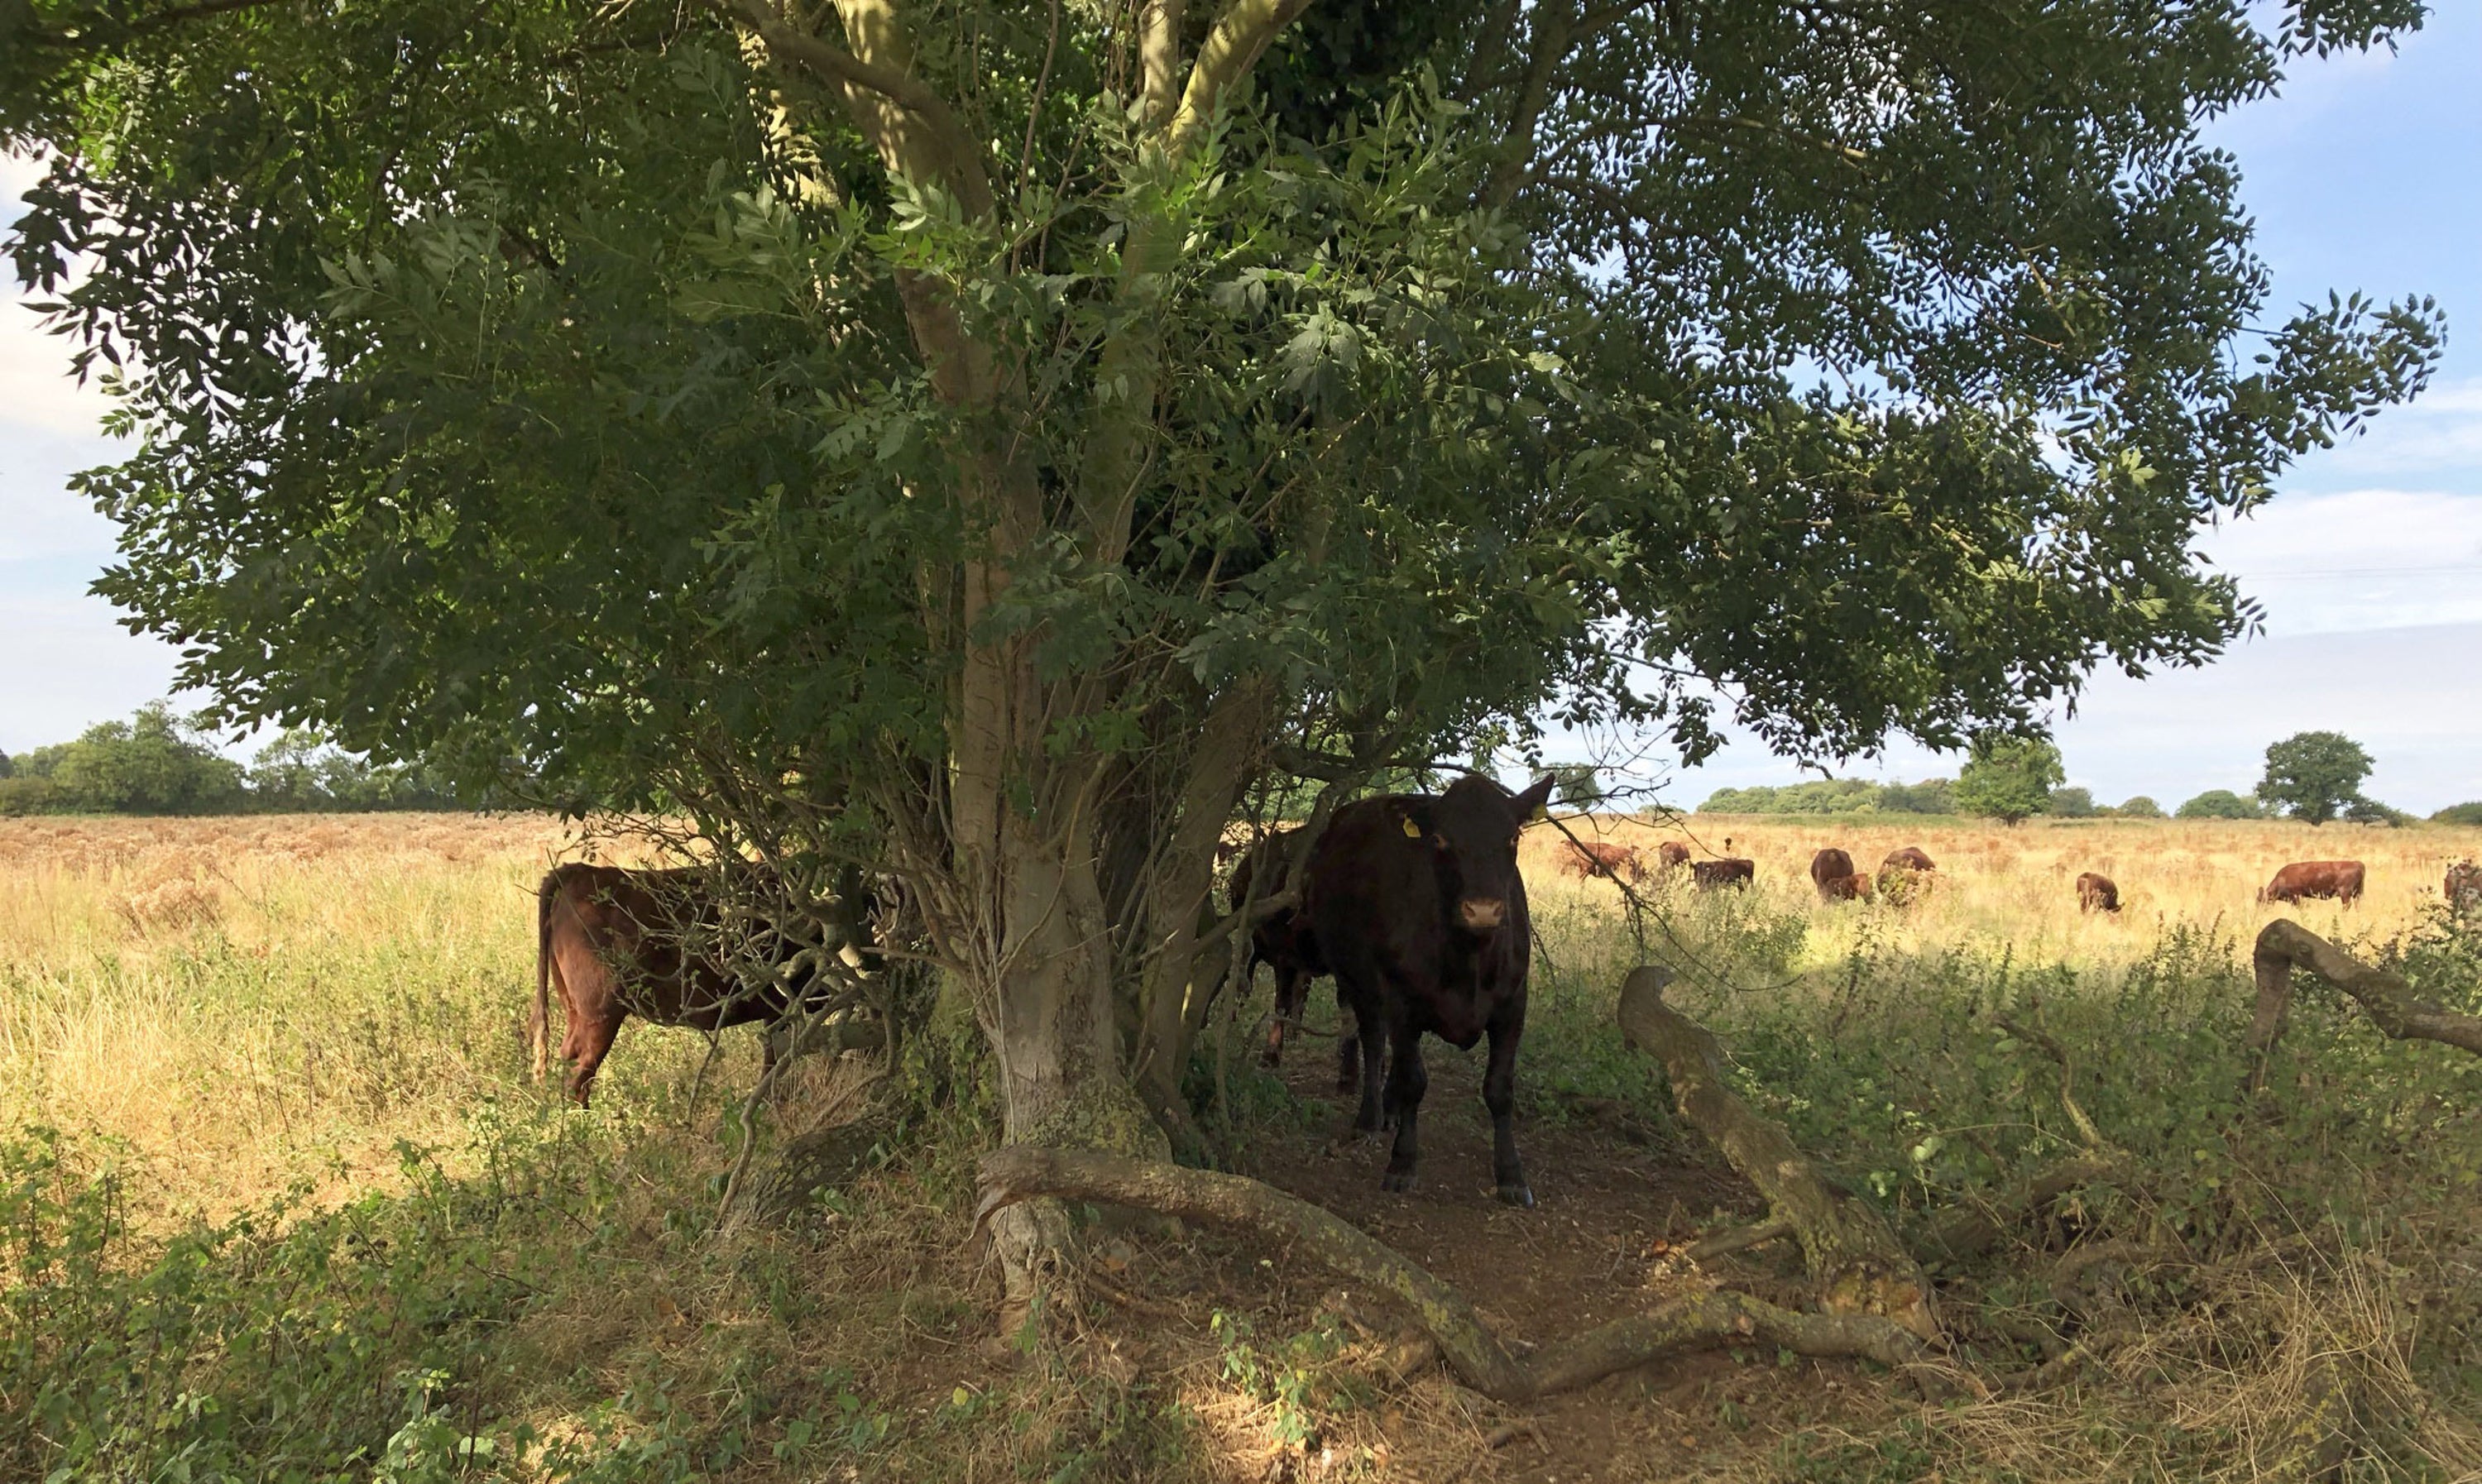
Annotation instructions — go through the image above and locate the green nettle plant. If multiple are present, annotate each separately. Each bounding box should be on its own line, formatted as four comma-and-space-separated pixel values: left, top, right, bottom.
4, 0, 2440, 1289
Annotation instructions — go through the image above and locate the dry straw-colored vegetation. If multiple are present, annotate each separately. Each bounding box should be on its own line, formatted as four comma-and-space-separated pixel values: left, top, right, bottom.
4, 810, 2480, 1482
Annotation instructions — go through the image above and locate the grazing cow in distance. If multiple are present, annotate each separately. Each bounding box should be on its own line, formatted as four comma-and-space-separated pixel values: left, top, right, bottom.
1559, 839, 1647, 884
1877, 845, 1938, 902
2259, 859, 2365, 907
1822, 871, 1872, 902
2076, 872, 2120, 914
1883, 846, 1937, 874
1693, 858, 1756, 890
1229, 827, 1329, 1071
1301, 773, 1559, 1205
534, 863, 851, 1106
2448, 859, 2482, 913
1655, 841, 1693, 871
1810, 847, 1857, 901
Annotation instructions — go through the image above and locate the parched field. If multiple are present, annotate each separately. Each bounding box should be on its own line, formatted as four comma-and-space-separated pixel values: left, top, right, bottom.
5, 811, 2481, 1482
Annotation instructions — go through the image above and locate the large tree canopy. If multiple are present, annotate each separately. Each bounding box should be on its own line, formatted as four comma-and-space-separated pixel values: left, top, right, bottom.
3, 0, 2443, 1279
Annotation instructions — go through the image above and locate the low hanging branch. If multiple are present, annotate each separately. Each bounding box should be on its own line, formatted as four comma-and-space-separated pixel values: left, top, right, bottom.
2247, 919, 2482, 1093
1616, 965, 1941, 1342
973, 1147, 1937, 1402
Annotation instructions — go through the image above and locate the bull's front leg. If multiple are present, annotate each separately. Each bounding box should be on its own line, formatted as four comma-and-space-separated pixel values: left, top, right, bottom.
1380, 1012, 1427, 1192
1482, 1007, 1532, 1208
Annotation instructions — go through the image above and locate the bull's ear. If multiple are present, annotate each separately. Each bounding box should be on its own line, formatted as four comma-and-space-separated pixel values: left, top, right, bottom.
1513, 775, 1557, 822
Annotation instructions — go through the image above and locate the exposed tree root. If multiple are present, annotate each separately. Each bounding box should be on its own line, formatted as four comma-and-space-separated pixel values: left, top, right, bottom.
974, 1147, 1938, 1401
2248, 920, 2482, 1091
1616, 965, 1941, 1341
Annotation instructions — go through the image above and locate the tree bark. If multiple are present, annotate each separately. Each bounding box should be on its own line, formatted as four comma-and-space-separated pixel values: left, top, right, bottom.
2246, 918, 2482, 1090
975, 1147, 1938, 1401
1616, 965, 1940, 1342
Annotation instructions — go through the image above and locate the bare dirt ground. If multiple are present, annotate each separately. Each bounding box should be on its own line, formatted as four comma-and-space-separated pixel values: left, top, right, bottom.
1030, 1017, 1896, 1482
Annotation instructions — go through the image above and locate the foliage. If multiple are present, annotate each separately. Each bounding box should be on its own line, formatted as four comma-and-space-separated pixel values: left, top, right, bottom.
1546, 763, 1605, 808
1876, 778, 1957, 816
2432, 801, 2482, 826
247, 728, 465, 811
2178, 787, 2266, 820
0, 708, 469, 814
2341, 795, 2410, 827
2256, 730, 2376, 824
2118, 794, 2166, 818
0, 701, 244, 814
2047, 785, 2097, 818
1951, 735, 2063, 825
1699, 778, 1888, 814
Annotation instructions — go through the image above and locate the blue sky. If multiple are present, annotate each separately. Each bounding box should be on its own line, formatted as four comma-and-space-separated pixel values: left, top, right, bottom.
3, 10, 2479, 807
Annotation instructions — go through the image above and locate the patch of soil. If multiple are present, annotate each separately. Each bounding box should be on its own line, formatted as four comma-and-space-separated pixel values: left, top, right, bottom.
1172, 1028, 1878, 1482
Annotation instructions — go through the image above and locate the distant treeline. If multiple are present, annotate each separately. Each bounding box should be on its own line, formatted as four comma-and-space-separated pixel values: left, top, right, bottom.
1700, 778, 2479, 826
0, 703, 467, 816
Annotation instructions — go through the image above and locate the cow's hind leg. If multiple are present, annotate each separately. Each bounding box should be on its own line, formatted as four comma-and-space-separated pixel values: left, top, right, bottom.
1483, 1011, 1533, 1208
1380, 1012, 1426, 1193
1261, 961, 1296, 1068
565, 1011, 625, 1108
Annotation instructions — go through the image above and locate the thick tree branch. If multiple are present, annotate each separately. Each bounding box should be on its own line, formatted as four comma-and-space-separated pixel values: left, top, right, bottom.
1165, 0, 1314, 161
1140, 0, 1186, 133
717, 0, 994, 219
2246, 919, 2482, 1090
974, 1147, 1936, 1400
1617, 965, 1940, 1340
1478, 0, 1575, 211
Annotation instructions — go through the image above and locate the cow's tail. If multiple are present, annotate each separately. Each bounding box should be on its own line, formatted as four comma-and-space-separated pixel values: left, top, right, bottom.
531, 870, 558, 1082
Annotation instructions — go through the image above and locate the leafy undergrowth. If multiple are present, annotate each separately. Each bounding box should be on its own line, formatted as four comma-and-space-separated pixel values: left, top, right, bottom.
5, 886, 2481, 1480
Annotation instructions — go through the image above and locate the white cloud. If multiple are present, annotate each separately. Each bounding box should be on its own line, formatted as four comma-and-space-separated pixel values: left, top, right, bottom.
2199, 486, 2482, 635
2287, 379, 2482, 490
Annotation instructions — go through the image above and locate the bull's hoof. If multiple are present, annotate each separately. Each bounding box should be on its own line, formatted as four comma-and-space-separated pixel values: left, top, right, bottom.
1380, 1169, 1417, 1193
1260, 1049, 1283, 1069
1496, 1182, 1536, 1209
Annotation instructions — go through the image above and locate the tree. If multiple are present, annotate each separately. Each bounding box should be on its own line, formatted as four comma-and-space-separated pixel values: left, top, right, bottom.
2118, 795, 2164, 818
2433, 802, 2482, 826
2048, 786, 2097, 819
7, 0, 2441, 1289
1879, 778, 1956, 816
2178, 788, 2265, 820
1545, 764, 1604, 810
14, 703, 247, 814
1953, 735, 2064, 826
2256, 730, 2375, 824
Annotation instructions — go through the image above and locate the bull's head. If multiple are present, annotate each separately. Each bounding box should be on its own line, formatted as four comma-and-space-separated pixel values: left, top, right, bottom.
1403, 774, 1559, 939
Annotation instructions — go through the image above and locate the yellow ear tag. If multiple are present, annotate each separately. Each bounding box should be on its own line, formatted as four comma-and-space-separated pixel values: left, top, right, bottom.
1531, 806, 1548, 822
1402, 817, 1422, 839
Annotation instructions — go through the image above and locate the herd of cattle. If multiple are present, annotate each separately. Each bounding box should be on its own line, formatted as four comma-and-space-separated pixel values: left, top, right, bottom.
1550, 837, 2482, 920
528, 781, 2482, 1205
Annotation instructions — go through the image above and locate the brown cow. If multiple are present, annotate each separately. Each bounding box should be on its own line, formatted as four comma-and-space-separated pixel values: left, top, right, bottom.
2257, 859, 2365, 907
1882, 846, 1937, 874
1821, 871, 1872, 902
533, 863, 843, 1106
1693, 858, 1756, 890
1559, 839, 1647, 883
2448, 859, 2482, 913
1229, 827, 1328, 1070
1810, 847, 1857, 901
2076, 872, 2120, 913
1301, 774, 1558, 1204
1655, 840, 1693, 870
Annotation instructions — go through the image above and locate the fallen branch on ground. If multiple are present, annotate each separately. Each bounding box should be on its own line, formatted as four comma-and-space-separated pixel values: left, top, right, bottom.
974, 1147, 1938, 1402
1616, 965, 1940, 1341
2247, 920, 2482, 1092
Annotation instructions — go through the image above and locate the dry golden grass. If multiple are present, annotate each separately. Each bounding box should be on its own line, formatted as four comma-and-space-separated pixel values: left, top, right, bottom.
0, 812, 707, 1222
1524, 811, 2482, 973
